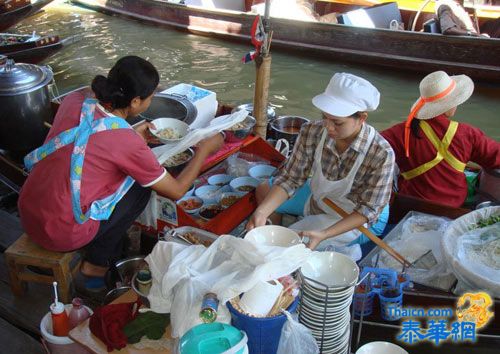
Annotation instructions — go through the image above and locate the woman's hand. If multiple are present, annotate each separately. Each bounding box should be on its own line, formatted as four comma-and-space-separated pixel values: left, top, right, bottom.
196, 133, 224, 156
300, 229, 327, 250
246, 210, 268, 230
134, 121, 160, 144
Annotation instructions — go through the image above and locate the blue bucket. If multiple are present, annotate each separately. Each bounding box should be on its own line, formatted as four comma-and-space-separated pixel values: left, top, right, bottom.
227, 297, 299, 354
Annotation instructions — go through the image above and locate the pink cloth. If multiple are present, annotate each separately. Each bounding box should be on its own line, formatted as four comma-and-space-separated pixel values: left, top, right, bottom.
18, 92, 165, 251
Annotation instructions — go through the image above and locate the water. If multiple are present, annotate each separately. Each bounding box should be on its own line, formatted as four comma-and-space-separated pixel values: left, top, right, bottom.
12, 1, 500, 138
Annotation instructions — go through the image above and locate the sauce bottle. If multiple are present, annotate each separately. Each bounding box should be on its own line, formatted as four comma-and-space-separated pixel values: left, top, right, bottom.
199, 292, 219, 323
68, 297, 91, 330
51, 282, 70, 336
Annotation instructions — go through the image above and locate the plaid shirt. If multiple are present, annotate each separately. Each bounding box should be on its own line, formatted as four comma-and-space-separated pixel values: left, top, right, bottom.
274, 122, 395, 224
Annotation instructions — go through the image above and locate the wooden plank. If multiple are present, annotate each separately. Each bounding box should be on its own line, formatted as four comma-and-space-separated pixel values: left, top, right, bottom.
0, 210, 23, 251
0, 316, 44, 354
0, 254, 53, 335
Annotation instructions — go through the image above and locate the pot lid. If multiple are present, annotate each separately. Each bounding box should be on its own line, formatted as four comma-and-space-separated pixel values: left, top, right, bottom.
0, 58, 53, 96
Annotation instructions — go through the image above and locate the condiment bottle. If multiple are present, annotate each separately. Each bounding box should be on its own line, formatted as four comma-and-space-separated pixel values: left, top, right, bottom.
68, 297, 91, 329
199, 292, 219, 323
50, 281, 70, 336
136, 269, 152, 295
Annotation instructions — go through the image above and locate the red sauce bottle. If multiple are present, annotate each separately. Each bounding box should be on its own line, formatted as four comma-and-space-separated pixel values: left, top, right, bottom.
50, 281, 70, 336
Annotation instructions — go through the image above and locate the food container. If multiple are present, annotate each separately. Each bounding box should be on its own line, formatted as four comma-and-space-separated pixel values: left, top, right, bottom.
199, 204, 224, 221
149, 117, 190, 144
166, 226, 218, 246
249, 164, 277, 181
224, 115, 256, 143
177, 195, 204, 214
195, 184, 220, 204
208, 174, 233, 187
162, 148, 195, 175
218, 192, 245, 209
269, 116, 309, 145
231, 103, 276, 121
136, 92, 197, 125
230, 176, 260, 193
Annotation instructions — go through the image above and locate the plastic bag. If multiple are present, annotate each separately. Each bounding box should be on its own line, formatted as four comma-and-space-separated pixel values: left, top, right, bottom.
277, 311, 319, 354
442, 206, 500, 297
145, 235, 312, 338
225, 152, 270, 177
456, 224, 500, 284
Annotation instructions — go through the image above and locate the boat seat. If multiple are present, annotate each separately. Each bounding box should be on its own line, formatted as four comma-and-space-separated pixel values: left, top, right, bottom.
4, 233, 81, 303
337, 2, 403, 29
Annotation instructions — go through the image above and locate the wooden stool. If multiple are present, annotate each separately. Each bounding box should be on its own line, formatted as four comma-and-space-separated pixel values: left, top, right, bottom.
5, 233, 81, 303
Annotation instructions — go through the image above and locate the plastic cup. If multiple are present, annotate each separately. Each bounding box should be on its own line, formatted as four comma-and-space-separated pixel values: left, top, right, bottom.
239, 280, 283, 316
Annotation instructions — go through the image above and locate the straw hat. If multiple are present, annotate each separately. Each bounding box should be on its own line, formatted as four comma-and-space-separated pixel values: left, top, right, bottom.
312, 73, 380, 117
411, 71, 474, 120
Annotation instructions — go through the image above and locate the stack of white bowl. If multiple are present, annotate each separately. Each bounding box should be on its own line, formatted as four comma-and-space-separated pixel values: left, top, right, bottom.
299, 252, 359, 354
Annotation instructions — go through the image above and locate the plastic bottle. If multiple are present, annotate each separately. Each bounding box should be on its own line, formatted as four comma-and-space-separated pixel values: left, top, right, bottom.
68, 297, 91, 330
50, 281, 70, 336
199, 292, 219, 323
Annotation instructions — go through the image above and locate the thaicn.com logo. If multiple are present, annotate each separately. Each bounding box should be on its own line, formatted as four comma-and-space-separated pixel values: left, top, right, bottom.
395, 292, 494, 346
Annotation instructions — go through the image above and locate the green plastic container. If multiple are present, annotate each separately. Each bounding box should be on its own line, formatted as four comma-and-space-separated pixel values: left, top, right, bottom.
180, 322, 248, 354
464, 170, 479, 205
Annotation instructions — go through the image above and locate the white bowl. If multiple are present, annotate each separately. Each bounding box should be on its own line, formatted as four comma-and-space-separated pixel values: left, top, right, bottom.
218, 191, 245, 209
208, 174, 233, 187
245, 225, 302, 247
195, 185, 220, 204
150, 117, 189, 144
356, 342, 408, 354
176, 196, 203, 214
229, 176, 260, 193
249, 164, 277, 181
301, 252, 359, 288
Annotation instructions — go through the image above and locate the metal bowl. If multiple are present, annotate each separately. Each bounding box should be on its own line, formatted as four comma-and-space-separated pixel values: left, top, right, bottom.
224, 115, 256, 143
270, 116, 310, 145
131, 272, 151, 307
163, 148, 195, 175
231, 103, 276, 121
115, 256, 147, 286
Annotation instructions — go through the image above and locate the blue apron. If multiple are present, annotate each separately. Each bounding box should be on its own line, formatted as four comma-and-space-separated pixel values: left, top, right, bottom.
24, 98, 135, 224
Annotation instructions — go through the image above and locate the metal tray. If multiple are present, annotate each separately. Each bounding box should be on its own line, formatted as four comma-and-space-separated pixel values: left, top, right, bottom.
164, 226, 218, 246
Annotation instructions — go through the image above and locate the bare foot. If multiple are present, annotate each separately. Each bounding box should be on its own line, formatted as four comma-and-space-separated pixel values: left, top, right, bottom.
80, 261, 108, 277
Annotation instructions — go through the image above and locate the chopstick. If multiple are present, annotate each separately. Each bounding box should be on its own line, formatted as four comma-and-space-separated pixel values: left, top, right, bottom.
322, 198, 412, 268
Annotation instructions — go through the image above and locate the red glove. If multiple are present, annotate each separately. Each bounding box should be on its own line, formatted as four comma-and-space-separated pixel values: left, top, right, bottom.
89, 299, 141, 352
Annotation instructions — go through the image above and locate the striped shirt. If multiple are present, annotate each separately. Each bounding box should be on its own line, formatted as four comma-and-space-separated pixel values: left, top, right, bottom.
274, 122, 395, 224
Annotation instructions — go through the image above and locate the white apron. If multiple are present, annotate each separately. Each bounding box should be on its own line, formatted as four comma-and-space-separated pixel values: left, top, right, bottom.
290, 125, 376, 260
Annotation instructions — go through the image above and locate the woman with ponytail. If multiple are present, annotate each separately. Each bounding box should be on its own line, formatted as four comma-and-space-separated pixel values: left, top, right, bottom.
18, 56, 223, 295
381, 71, 499, 208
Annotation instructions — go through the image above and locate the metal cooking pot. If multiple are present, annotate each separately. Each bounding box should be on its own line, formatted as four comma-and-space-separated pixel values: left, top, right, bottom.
269, 115, 310, 145
136, 93, 197, 125
0, 57, 54, 155
231, 103, 276, 121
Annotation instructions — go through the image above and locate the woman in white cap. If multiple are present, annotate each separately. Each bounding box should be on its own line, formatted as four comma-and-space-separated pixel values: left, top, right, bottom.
247, 73, 395, 255
382, 71, 500, 208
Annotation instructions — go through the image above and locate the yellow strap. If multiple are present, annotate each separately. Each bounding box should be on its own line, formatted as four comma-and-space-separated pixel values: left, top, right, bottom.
401, 121, 466, 180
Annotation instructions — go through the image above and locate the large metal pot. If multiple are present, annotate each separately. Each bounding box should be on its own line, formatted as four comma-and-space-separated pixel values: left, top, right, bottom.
269, 116, 310, 145
0, 57, 54, 155
136, 93, 197, 125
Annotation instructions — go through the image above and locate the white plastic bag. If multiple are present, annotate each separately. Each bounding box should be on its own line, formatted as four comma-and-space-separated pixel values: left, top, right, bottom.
145, 235, 312, 338
277, 311, 319, 354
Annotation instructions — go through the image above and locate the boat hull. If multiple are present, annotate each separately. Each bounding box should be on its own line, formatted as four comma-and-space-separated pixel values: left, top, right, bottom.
0, 0, 55, 32
71, 0, 500, 82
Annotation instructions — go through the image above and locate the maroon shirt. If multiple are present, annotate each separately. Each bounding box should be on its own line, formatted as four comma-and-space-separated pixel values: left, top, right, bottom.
18, 92, 165, 251
382, 115, 500, 207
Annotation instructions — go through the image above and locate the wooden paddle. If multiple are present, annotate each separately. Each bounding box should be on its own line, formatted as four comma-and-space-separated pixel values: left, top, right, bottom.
322, 197, 412, 268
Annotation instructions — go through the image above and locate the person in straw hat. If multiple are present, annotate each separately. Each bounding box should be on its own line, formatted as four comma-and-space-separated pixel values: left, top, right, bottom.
247, 73, 395, 255
382, 71, 500, 208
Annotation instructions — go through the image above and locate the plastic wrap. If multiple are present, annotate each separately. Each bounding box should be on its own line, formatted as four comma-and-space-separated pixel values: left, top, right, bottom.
442, 206, 500, 296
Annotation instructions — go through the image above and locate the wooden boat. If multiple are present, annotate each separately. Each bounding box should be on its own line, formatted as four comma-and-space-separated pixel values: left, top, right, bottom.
0, 32, 79, 64
70, 0, 500, 82
0, 0, 55, 32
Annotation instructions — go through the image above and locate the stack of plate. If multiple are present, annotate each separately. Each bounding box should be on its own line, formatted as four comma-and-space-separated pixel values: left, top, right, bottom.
299, 252, 359, 354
